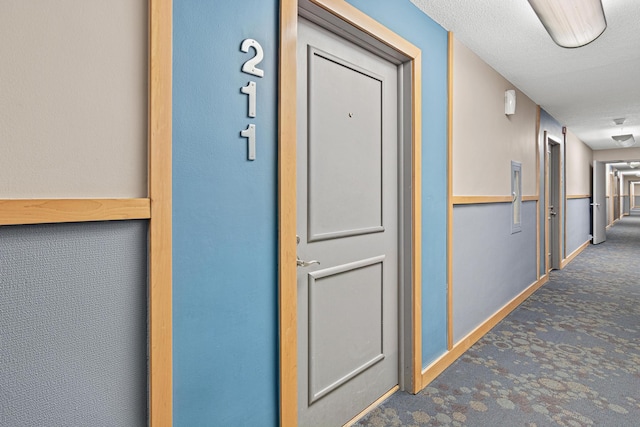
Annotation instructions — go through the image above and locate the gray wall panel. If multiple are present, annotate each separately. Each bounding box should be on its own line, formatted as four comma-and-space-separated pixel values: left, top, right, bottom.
0, 221, 148, 427
453, 201, 537, 342
566, 198, 591, 256
623, 196, 630, 215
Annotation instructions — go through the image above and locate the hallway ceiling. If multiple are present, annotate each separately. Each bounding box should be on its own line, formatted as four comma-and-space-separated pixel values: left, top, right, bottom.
411, 0, 640, 152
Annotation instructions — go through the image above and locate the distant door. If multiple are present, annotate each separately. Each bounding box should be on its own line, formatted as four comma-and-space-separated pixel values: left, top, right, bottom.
296, 18, 399, 426
547, 139, 561, 270
592, 161, 607, 244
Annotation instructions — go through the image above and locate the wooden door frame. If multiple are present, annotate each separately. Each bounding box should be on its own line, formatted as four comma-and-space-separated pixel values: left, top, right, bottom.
544, 132, 562, 272
278, 0, 422, 424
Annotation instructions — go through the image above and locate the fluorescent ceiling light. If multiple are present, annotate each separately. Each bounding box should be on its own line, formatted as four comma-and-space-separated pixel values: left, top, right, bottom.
527, 0, 607, 48
612, 134, 636, 147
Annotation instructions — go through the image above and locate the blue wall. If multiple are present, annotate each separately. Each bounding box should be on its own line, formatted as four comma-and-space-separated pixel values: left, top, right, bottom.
566, 198, 591, 255
452, 201, 537, 341
173, 1, 447, 425
346, 0, 449, 367
173, 1, 278, 425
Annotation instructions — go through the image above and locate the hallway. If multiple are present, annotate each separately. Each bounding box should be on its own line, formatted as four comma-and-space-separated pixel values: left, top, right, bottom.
356, 211, 640, 426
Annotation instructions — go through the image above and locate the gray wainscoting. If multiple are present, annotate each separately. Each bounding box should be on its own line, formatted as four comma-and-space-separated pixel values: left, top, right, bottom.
453, 201, 537, 343
566, 198, 591, 256
0, 221, 148, 427
623, 196, 630, 215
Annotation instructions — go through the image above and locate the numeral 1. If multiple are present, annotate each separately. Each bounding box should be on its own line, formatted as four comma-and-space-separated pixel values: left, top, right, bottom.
241, 81, 257, 118
240, 124, 256, 161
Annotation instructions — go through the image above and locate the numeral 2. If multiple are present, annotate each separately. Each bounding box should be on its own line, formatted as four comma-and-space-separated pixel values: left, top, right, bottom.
241, 39, 264, 78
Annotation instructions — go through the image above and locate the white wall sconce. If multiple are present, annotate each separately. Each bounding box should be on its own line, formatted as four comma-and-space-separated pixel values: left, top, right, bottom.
505, 90, 516, 116
527, 0, 607, 48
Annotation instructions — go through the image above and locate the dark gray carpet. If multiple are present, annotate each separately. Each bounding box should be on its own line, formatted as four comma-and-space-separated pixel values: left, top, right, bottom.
356, 210, 640, 426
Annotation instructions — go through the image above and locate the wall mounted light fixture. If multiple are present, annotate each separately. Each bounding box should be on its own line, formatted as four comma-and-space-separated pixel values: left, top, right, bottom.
527, 0, 607, 48
505, 90, 516, 115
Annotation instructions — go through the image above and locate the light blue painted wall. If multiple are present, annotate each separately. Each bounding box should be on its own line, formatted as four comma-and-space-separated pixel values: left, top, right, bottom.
452, 201, 537, 342
173, 1, 278, 426
346, 0, 449, 367
173, 0, 448, 425
566, 198, 591, 255
539, 109, 564, 276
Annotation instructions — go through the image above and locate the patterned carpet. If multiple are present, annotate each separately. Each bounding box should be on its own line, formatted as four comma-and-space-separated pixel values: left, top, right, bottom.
356, 210, 640, 426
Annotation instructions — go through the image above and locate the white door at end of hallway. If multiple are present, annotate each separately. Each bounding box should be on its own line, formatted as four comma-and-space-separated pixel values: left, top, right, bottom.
592, 161, 607, 244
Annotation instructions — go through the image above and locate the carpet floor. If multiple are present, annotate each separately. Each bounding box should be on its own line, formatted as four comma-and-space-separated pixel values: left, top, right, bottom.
355, 210, 640, 427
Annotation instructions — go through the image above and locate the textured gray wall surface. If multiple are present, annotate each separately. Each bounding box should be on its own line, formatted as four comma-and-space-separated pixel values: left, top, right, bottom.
453, 201, 537, 342
566, 198, 591, 256
0, 221, 148, 427
623, 196, 630, 215
636, 196, 640, 207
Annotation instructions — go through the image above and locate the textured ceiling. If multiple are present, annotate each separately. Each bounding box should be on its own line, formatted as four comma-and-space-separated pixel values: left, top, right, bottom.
411, 0, 640, 151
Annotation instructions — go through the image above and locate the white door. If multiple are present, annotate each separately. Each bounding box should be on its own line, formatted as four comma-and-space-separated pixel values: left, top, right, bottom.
296, 18, 399, 426
592, 160, 607, 244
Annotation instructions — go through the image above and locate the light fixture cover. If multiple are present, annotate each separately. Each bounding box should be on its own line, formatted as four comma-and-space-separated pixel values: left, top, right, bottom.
505, 90, 516, 115
612, 134, 636, 147
527, 0, 607, 48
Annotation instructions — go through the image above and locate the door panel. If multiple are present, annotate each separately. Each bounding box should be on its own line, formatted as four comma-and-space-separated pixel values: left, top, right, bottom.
592, 161, 606, 244
307, 48, 384, 241
308, 256, 385, 403
297, 18, 399, 426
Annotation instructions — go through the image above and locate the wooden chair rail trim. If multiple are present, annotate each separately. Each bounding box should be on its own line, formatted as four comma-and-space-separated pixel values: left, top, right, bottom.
0, 198, 151, 226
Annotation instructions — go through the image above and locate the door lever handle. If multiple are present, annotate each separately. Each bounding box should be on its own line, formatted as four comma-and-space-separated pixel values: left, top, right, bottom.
297, 256, 320, 267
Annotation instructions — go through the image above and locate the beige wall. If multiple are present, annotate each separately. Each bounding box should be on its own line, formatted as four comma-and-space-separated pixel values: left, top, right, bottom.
452, 37, 538, 197
0, 1, 148, 198
593, 147, 640, 163
565, 130, 592, 196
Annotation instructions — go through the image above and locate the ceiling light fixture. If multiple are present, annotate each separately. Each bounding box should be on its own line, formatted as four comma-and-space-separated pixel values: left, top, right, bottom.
527, 0, 607, 48
612, 134, 636, 147
629, 162, 640, 168
611, 118, 636, 147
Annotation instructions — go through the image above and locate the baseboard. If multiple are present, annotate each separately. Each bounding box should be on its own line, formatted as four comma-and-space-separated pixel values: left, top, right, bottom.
343, 385, 399, 427
560, 240, 590, 269
420, 274, 549, 389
